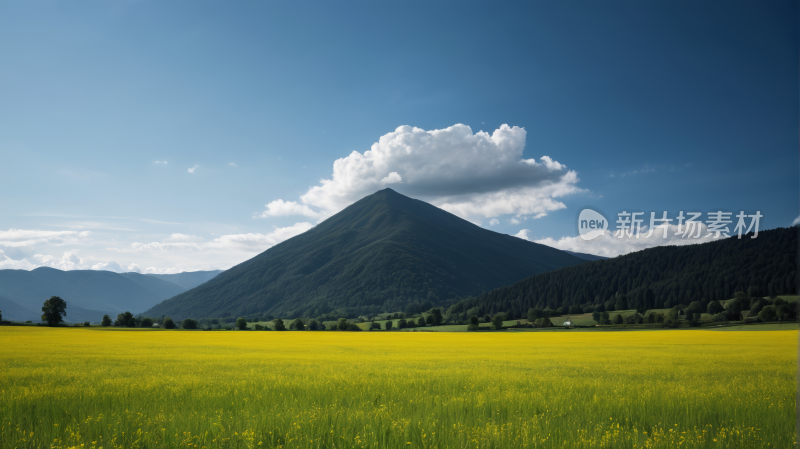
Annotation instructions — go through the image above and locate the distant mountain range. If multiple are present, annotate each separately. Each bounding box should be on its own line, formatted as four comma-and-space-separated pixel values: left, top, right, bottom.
0, 268, 222, 323
145, 189, 586, 320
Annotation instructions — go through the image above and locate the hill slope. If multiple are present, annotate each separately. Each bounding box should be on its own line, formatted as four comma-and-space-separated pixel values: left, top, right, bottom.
0, 268, 188, 322
144, 270, 223, 290
145, 189, 585, 319
448, 227, 797, 319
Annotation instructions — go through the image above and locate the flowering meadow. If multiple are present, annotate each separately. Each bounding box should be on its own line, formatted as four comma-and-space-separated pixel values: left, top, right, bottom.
0, 327, 795, 448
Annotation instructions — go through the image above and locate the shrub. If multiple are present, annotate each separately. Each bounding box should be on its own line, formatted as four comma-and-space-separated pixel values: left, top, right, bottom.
612, 314, 624, 325
182, 319, 198, 329
254, 324, 264, 330
346, 323, 362, 331
370, 322, 381, 330
533, 317, 552, 328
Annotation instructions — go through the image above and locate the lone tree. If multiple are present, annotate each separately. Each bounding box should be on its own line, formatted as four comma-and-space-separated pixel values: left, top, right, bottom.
273, 318, 286, 331
236, 317, 248, 330
370, 322, 381, 330
101, 315, 112, 327
338, 318, 349, 331
385, 320, 393, 331
41, 296, 67, 326
163, 317, 176, 329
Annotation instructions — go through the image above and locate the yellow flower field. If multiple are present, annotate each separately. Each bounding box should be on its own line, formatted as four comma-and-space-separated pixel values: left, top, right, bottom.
0, 327, 795, 448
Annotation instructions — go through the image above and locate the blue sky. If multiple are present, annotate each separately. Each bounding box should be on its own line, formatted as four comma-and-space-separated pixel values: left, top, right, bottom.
1, 0, 797, 272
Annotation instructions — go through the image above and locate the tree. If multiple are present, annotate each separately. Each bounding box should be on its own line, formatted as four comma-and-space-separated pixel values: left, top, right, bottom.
308, 319, 319, 330
707, 300, 723, 315
101, 315, 112, 327
370, 322, 381, 330
338, 318, 349, 331
592, 311, 602, 324
292, 318, 305, 331
0, 310, 3, 321
492, 314, 504, 330
273, 318, 286, 331
429, 308, 443, 326
417, 317, 426, 327
601, 311, 610, 324
397, 318, 407, 329
527, 308, 542, 322
41, 296, 67, 326
116, 311, 135, 327
163, 317, 176, 329
235, 317, 248, 330
140, 317, 154, 327
182, 319, 198, 329
468, 315, 480, 331
533, 317, 553, 327
615, 294, 628, 311
758, 306, 777, 322
612, 314, 624, 325
84, 321, 91, 327
425, 315, 434, 325
385, 320, 393, 331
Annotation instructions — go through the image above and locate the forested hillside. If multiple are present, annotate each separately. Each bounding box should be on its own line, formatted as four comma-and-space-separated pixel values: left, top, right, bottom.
448, 227, 797, 319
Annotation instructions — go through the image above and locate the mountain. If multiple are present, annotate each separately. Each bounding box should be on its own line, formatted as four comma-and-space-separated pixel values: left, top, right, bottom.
0, 294, 37, 322
448, 227, 797, 319
564, 250, 608, 261
0, 268, 188, 322
144, 270, 223, 290
145, 188, 586, 319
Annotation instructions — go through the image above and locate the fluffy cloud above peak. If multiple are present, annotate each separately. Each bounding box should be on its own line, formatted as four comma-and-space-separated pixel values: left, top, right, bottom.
261, 124, 582, 221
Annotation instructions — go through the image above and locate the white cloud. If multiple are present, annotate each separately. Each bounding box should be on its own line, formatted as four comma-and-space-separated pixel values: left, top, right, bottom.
91, 260, 142, 273
229, 163, 237, 167
123, 222, 314, 254
188, 165, 199, 174
522, 223, 719, 258
380, 172, 402, 184
260, 123, 582, 222
793, 215, 800, 226
0, 250, 38, 270
154, 161, 168, 164
31, 251, 87, 270
0, 229, 91, 247
510, 218, 520, 225
489, 219, 499, 226
260, 200, 324, 220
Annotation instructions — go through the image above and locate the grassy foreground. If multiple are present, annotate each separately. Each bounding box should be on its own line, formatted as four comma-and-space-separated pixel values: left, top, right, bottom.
0, 327, 796, 448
